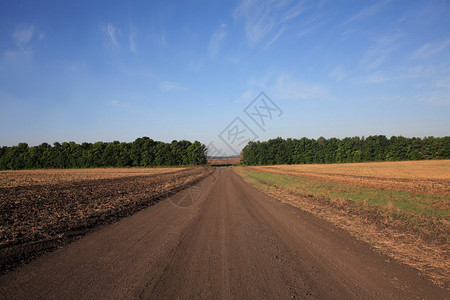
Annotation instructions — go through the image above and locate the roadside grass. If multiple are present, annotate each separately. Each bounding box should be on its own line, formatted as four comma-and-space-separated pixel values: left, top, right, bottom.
241, 170, 449, 220
234, 166, 450, 288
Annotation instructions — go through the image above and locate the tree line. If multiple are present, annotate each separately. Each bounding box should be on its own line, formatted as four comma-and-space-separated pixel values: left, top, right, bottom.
0, 137, 207, 170
241, 135, 450, 165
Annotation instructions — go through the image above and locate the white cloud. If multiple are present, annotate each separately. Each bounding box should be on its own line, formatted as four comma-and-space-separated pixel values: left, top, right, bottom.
274, 74, 329, 100
297, 24, 318, 37
330, 66, 347, 81
208, 24, 227, 58
247, 72, 329, 101
359, 64, 450, 84
361, 73, 392, 84
265, 26, 285, 48
160, 81, 185, 92
419, 90, 450, 106
233, 0, 305, 46
187, 60, 203, 71
420, 76, 450, 105
152, 31, 167, 47
360, 34, 403, 70
3, 48, 33, 59
341, 0, 390, 26
12, 25, 35, 44
53, 59, 85, 72
233, 0, 274, 45
435, 76, 450, 89
411, 39, 450, 60
3, 24, 43, 58
102, 23, 119, 49
283, 1, 307, 21
129, 29, 137, 53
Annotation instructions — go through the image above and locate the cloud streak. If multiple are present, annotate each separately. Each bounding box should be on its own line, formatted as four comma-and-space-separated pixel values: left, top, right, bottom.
129, 29, 137, 53
12, 25, 35, 44
233, 0, 307, 47
421, 76, 450, 105
411, 39, 450, 59
247, 72, 329, 101
274, 74, 329, 100
160, 81, 185, 92
102, 23, 119, 49
208, 24, 227, 58
3, 24, 43, 58
360, 34, 403, 70
341, 0, 390, 26
329, 66, 347, 81
265, 26, 285, 48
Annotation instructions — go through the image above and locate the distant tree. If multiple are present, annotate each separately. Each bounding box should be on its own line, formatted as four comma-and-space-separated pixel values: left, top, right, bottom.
240, 135, 450, 166
0, 138, 207, 170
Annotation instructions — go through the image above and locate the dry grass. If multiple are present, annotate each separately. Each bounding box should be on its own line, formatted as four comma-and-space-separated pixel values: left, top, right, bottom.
234, 161, 450, 289
252, 160, 450, 196
0, 167, 186, 188
257, 160, 450, 180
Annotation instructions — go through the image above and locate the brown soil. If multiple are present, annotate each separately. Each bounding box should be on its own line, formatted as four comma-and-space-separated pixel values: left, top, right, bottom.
0, 167, 185, 188
0, 167, 211, 273
0, 168, 447, 299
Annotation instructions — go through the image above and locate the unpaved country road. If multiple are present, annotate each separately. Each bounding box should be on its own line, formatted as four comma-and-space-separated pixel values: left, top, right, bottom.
0, 168, 447, 299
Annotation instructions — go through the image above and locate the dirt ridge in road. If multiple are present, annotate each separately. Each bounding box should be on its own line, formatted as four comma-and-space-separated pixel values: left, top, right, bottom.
0, 167, 212, 274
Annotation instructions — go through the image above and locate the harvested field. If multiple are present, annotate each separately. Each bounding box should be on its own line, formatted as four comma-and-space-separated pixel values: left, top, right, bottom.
0, 167, 211, 273
234, 160, 450, 288
0, 167, 185, 188
252, 160, 450, 195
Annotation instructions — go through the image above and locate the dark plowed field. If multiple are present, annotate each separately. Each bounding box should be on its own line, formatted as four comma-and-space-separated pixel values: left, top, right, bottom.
0, 167, 211, 273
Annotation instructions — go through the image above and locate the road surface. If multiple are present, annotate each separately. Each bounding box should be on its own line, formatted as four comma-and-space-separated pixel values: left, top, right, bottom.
0, 168, 447, 299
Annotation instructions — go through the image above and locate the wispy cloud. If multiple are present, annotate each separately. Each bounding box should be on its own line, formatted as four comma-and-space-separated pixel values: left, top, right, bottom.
3, 24, 43, 58
265, 26, 285, 48
360, 64, 450, 84
275, 74, 329, 100
107, 99, 152, 117
329, 65, 347, 81
129, 28, 137, 53
360, 34, 403, 70
12, 24, 35, 44
341, 0, 390, 26
411, 39, 450, 59
102, 23, 119, 49
297, 23, 319, 38
247, 72, 329, 101
160, 81, 185, 92
208, 24, 227, 58
283, 1, 307, 21
361, 73, 392, 84
52, 59, 86, 72
233, 0, 274, 45
151, 31, 167, 47
420, 90, 450, 106
421, 76, 450, 105
233, 0, 306, 46
435, 76, 450, 89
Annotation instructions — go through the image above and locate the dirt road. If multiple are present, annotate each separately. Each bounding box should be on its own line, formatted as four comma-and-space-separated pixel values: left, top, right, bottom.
0, 168, 447, 299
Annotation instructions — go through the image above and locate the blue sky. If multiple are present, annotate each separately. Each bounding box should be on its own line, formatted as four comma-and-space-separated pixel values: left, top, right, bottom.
1, 0, 449, 155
